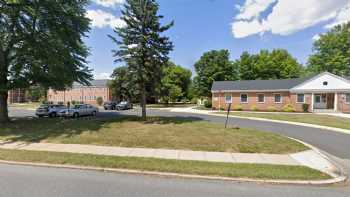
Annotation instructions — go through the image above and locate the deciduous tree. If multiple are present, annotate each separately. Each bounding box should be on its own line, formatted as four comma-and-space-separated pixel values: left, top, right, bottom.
0, 0, 92, 123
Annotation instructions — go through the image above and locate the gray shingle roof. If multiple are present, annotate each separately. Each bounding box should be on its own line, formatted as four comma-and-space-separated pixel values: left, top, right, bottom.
73, 79, 109, 88
211, 77, 313, 92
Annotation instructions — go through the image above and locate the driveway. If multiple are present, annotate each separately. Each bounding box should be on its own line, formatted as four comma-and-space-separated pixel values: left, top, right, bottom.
0, 163, 349, 197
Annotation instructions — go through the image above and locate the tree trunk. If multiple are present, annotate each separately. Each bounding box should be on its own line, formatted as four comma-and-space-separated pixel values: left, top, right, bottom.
140, 83, 147, 120
0, 91, 9, 123
0, 49, 9, 123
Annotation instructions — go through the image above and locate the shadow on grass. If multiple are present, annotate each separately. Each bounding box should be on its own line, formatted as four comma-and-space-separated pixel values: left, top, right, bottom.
0, 115, 203, 143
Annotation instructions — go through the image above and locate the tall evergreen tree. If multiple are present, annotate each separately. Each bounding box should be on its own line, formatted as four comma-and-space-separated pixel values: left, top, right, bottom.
110, 0, 173, 119
0, 0, 92, 123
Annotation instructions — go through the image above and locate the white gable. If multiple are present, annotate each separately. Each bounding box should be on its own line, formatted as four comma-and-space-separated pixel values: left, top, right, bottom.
291, 72, 350, 92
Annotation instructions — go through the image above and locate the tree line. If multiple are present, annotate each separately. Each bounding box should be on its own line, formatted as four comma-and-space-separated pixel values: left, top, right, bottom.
1, 0, 349, 122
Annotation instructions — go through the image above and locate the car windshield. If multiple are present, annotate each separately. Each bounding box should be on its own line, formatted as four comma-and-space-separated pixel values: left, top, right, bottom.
74, 105, 83, 109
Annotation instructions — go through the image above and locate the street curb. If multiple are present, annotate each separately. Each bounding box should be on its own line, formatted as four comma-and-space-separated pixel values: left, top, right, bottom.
287, 137, 348, 183
0, 159, 346, 185
179, 109, 350, 135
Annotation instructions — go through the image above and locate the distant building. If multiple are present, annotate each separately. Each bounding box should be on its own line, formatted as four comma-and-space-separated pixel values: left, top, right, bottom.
8, 89, 26, 103
211, 72, 350, 113
48, 79, 112, 106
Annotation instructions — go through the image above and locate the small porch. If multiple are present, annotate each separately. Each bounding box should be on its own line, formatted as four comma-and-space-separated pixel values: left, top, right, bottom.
311, 93, 338, 113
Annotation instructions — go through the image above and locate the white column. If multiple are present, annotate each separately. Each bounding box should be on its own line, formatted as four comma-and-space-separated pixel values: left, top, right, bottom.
334, 93, 338, 112
311, 93, 314, 112
218, 92, 221, 111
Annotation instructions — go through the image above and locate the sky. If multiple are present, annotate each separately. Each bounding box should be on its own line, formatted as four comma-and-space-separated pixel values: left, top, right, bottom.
85, 0, 350, 79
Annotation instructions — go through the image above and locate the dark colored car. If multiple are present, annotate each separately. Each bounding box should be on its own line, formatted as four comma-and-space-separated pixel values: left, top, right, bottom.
103, 101, 117, 110
116, 101, 133, 110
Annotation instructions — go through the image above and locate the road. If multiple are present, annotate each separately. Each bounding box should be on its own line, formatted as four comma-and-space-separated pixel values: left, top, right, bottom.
5, 107, 350, 196
0, 163, 349, 197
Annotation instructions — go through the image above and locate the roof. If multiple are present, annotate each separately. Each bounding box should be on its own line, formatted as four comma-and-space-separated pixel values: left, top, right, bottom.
72, 79, 109, 88
211, 77, 313, 92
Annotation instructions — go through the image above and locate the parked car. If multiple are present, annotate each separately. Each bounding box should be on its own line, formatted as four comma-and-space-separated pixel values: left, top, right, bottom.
36, 104, 66, 118
103, 101, 117, 110
58, 104, 98, 118
116, 101, 133, 110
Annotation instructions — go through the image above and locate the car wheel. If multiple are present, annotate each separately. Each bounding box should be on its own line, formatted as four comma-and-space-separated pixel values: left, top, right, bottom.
116, 106, 121, 111
104, 107, 107, 110
73, 113, 79, 118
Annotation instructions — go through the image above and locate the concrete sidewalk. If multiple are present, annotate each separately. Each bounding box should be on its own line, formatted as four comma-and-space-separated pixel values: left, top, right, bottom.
0, 140, 340, 178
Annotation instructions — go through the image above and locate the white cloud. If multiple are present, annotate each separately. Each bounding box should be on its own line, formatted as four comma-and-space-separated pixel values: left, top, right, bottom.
93, 0, 124, 8
236, 0, 276, 20
94, 72, 112, 80
325, 4, 350, 28
312, 34, 321, 41
232, 0, 350, 38
86, 9, 126, 29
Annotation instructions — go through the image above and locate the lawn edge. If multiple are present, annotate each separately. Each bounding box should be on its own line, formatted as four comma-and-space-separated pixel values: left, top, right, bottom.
0, 159, 345, 185
209, 112, 350, 135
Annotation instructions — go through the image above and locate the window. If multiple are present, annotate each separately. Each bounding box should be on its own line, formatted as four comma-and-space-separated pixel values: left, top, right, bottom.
297, 94, 305, 103
240, 94, 248, 103
323, 81, 328, 86
225, 94, 232, 103
346, 94, 350, 104
274, 94, 282, 103
257, 94, 265, 103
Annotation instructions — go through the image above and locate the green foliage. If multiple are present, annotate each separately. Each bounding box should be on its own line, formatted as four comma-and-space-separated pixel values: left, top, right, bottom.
109, 0, 173, 118
307, 22, 350, 76
193, 50, 239, 97
234, 105, 243, 111
251, 105, 258, 111
109, 66, 136, 102
237, 49, 303, 80
302, 104, 310, 112
0, 0, 92, 122
96, 97, 103, 106
160, 62, 192, 103
282, 104, 295, 112
204, 100, 212, 108
25, 86, 47, 102
267, 106, 277, 112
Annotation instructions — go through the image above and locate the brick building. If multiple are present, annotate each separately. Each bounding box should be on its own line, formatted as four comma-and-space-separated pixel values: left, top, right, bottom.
48, 79, 112, 106
211, 72, 350, 113
7, 89, 26, 103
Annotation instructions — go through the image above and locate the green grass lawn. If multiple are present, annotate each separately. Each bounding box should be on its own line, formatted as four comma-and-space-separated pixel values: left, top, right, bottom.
0, 149, 330, 180
0, 116, 307, 154
215, 112, 350, 130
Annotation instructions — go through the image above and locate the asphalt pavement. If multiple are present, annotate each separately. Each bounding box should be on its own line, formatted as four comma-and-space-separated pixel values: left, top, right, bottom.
0, 163, 349, 197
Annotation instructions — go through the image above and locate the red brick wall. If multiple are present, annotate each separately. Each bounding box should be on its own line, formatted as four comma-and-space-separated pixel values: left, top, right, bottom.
338, 93, 350, 113
48, 87, 112, 106
7, 89, 26, 103
212, 92, 312, 112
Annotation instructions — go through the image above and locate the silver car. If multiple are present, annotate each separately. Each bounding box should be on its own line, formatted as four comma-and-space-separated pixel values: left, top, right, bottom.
58, 104, 98, 118
36, 104, 66, 118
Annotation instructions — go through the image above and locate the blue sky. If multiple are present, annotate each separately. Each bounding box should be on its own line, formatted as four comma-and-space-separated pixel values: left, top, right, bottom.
86, 0, 350, 79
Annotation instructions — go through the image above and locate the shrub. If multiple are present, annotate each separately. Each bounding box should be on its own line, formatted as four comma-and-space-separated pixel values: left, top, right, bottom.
220, 107, 225, 111
282, 104, 295, 112
267, 106, 277, 112
204, 100, 212, 108
233, 105, 243, 111
251, 105, 258, 111
96, 97, 103, 106
71, 100, 77, 105
302, 103, 309, 112
190, 98, 198, 104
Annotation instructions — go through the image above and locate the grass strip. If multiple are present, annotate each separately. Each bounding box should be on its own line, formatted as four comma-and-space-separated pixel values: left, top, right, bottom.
0, 148, 330, 180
